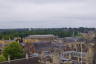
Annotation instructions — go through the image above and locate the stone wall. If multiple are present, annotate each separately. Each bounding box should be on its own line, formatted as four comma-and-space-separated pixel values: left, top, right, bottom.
0, 57, 41, 64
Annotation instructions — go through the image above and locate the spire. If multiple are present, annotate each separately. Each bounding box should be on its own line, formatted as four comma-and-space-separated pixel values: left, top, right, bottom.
72, 31, 75, 37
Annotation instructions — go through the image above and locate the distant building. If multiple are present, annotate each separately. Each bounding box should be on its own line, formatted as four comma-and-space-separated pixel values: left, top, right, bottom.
0, 40, 15, 53
59, 37, 90, 64
24, 34, 57, 43
23, 35, 57, 56
60, 51, 87, 63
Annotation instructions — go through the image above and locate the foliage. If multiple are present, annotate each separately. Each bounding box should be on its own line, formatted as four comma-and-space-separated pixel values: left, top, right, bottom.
3, 42, 25, 60
0, 27, 95, 40
0, 55, 6, 62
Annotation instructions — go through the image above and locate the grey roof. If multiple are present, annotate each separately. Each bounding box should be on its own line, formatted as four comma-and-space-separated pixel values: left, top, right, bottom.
64, 37, 85, 42
26, 34, 57, 38
62, 51, 87, 57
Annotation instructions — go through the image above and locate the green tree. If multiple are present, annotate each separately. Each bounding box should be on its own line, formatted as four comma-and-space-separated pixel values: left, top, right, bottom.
3, 42, 25, 60
0, 55, 6, 62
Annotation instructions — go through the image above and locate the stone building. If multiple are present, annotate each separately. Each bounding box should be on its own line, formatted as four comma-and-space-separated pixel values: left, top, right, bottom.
0, 40, 15, 53
24, 34, 57, 43
23, 35, 57, 56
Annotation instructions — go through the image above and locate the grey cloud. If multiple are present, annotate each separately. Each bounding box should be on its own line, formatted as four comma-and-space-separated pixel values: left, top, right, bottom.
0, 0, 96, 28
1, 0, 85, 3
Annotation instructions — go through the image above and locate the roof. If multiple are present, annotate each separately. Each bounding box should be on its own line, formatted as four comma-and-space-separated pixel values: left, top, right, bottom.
64, 37, 85, 42
61, 51, 87, 57
26, 34, 57, 39
0, 40, 14, 44
60, 57, 70, 61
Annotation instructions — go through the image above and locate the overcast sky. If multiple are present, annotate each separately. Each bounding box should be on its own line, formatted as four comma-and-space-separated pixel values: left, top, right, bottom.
0, 0, 96, 29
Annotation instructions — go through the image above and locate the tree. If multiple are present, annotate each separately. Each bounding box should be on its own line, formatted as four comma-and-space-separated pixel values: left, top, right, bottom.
0, 55, 6, 62
3, 42, 25, 60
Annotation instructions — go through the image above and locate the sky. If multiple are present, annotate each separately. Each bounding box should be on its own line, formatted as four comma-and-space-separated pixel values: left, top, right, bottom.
0, 0, 96, 29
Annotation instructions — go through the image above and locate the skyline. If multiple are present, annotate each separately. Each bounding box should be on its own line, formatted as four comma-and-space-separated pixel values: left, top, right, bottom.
0, 0, 96, 28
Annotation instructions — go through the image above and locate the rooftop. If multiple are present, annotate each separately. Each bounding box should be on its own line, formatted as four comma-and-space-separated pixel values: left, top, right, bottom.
25, 34, 57, 39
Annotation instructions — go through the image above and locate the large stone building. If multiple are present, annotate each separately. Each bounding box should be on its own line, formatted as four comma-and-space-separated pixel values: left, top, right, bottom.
23, 35, 57, 56
24, 34, 57, 43
59, 37, 89, 64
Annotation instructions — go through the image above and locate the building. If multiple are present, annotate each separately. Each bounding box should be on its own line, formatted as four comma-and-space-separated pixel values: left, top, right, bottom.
24, 34, 57, 43
0, 40, 15, 53
58, 37, 89, 64
23, 35, 57, 56
60, 51, 87, 64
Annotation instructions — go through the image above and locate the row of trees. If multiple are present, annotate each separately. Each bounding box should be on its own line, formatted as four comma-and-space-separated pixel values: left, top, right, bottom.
0, 42, 25, 62
0, 28, 80, 40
